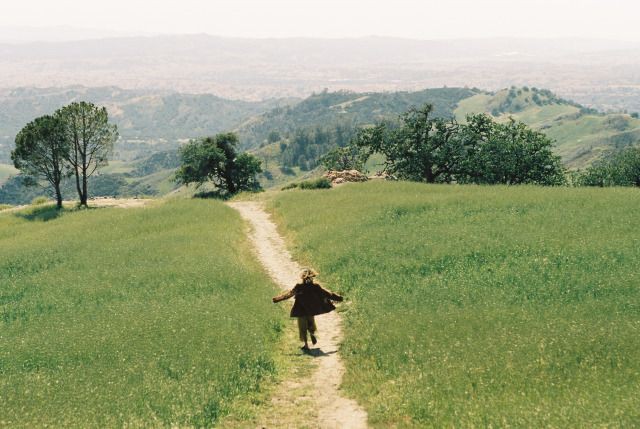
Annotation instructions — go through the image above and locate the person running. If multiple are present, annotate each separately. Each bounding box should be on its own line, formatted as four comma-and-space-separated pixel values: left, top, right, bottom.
272, 268, 343, 351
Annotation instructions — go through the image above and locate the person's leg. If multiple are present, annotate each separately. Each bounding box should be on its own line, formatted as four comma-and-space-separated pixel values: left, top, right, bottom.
297, 317, 309, 349
308, 316, 317, 345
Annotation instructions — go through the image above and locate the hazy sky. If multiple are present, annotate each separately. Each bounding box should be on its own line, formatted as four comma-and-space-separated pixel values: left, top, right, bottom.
2, 0, 639, 41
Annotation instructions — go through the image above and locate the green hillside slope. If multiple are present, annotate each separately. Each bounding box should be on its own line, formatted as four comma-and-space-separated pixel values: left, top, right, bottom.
238, 87, 478, 149
0, 86, 288, 164
269, 182, 640, 427
455, 87, 640, 168
0, 200, 284, 427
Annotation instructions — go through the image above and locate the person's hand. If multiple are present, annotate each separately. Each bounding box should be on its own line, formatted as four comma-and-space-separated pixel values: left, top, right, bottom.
272, 297, 277, 303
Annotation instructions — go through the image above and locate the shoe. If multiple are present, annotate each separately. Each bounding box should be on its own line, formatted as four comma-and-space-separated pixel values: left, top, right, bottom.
300, 345, 310, 351
310, 334, 317, 345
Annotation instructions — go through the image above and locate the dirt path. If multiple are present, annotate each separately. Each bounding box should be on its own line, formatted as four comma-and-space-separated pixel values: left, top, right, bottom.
1, 198, 149, 214
227, 201, 368, 429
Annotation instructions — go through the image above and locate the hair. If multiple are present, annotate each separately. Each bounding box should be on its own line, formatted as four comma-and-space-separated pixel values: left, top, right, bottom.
300, 268, 318, 284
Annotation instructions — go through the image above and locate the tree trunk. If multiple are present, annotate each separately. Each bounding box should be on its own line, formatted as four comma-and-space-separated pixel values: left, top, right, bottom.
81, 166, 88, 206
54, 184, 63, 209
223, 165, 236, 194
74, 165, 82, 203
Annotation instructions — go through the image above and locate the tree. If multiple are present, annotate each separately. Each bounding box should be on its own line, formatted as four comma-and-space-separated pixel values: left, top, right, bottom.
355, 105, 565, 186
11, 115, 71, 208
56, 102, 118, 206
267, 130, 281, 143
355, 104, 461, 183
578, 146, 640, 187
174, 133, 262, 194
320, 145, 368, 171
458, 114, 566, 185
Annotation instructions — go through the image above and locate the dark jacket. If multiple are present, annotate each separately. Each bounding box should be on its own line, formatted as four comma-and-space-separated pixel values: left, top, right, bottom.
273, 282, 343, 317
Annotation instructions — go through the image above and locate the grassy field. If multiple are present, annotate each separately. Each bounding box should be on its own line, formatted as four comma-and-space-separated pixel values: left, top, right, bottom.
0, 200, 284, 427
269, 181, 640, 427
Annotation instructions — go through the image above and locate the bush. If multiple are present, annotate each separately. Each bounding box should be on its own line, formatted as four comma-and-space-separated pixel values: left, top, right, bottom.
320, 145, 367, 171
282, 177, 332, 190
577, 147, 640, 187
31, 196, 50, 205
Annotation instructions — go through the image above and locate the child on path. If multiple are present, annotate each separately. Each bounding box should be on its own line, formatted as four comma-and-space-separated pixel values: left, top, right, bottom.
272, 269, 343, 351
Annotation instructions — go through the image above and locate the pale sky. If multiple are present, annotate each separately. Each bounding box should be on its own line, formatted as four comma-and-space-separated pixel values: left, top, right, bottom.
2, 0, 639, 41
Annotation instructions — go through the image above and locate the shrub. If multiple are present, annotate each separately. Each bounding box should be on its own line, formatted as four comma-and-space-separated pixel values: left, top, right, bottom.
282, 177, 332, 190
577, 146, 640, 187
31, 196, 50, 205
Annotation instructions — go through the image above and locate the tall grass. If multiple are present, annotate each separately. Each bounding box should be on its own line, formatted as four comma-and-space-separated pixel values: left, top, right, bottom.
269, 181, 640, 427
0, 200, 282, 427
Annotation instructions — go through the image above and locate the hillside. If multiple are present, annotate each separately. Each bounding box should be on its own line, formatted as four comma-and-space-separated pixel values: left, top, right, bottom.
455, 87, 640, 168
2, 85, 640, 204
0, 86, 290, 164
269, 181, 640, 427
0, 200, 286, 427
237, 87, 477, 148
240, 87, 479, 185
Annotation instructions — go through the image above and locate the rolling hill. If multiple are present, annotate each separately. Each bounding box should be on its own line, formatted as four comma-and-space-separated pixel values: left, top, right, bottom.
2, 85, 640, 204
0, 86, 291, 164
455, 87, 640, 168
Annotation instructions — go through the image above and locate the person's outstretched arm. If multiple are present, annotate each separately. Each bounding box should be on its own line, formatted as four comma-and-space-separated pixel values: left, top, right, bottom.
318, 284, 343, 302
272, 286, 296, 303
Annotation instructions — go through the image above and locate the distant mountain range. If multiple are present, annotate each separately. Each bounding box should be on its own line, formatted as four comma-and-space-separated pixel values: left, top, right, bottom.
2, 35, 640, 111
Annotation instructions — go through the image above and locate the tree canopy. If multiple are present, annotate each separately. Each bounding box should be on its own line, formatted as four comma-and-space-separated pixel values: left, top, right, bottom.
577, 146, 640, 187
56, 102, 119, 206
354, 104, 565, 185
175, 133, 262, 195
12, 115, 71, 208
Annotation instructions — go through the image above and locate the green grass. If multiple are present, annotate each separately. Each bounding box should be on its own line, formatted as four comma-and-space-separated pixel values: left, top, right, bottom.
268, 181, 640, 427
0, 200, 284, 427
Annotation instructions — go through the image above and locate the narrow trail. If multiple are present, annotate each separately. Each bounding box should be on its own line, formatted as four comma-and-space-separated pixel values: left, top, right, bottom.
227, 201, 368, 429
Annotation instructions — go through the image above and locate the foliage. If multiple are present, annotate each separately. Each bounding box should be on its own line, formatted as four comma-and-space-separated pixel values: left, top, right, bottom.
0, 200, 284, 427
175, 133, 262, 194
281, 177, 332, 190
320, 145, 368, 171
270, 181, 640, 427
454, 89, 640, 170
576, 146, 640, 187
129, 150, 180, 177
0, 86, 280, 150
458, 114, 566, 185
56, 101, 119, 206
12, 115, 72, 208
239, 87, 478, 154
31, 196, 50, 205
279, 123, 356, 171
356, 105, 565, 185
356, 104, 462, 183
